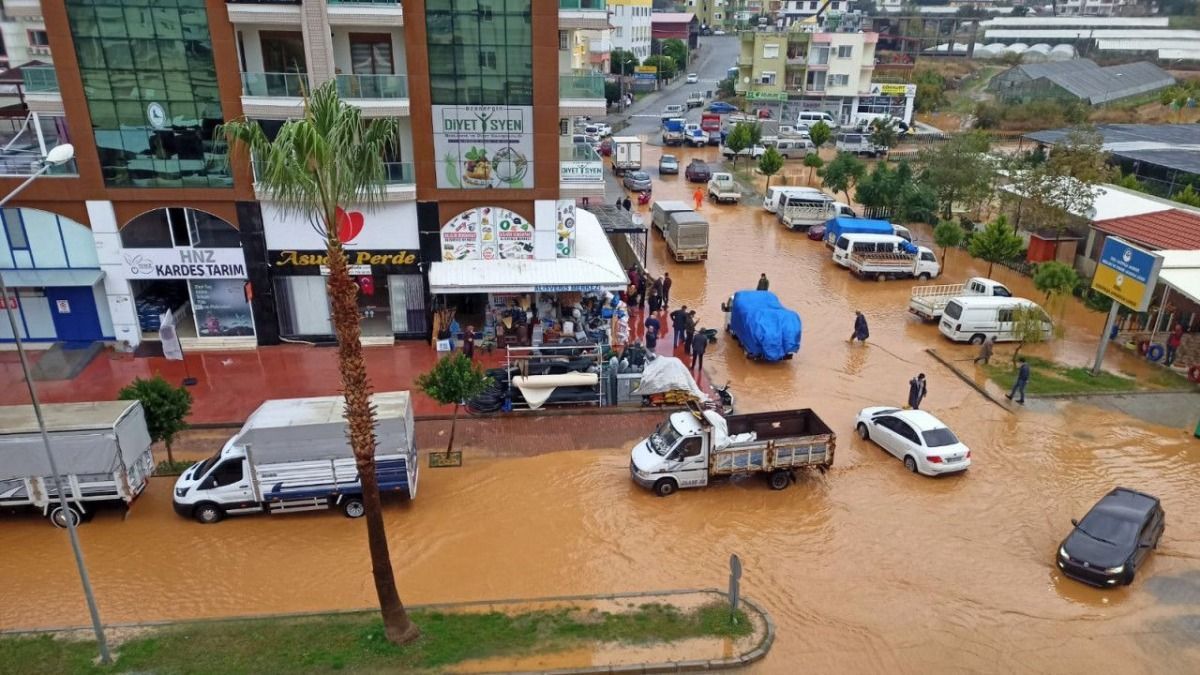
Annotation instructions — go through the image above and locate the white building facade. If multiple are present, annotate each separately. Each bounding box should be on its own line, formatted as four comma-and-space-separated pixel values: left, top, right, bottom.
610, 0, 653, 60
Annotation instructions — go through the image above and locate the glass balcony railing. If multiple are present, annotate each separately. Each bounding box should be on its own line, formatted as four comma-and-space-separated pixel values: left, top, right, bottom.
559, 74, 605, 99
241, 71, 307, 97
327, 0, 400, 4
559, 0, 607, 9
336, 73, 408, 99
0, 156, 77, 177
21, 66, 59, 93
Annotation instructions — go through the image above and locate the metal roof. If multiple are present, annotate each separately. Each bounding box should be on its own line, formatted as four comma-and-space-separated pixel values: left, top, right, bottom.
0, 400, 139, 435
1157, 250, 1200, 306
1025, 125, 1200, 176
1003, 60, 1173, 104
982, 17, 1169, 28
986, 29, 1200, 40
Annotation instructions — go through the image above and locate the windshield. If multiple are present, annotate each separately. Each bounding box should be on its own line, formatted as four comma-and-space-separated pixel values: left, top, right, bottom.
631, 172, 649, 180
1078, 511, 1140, 547
194, 452, 221, 478
922, 428, 960, 448
649, 420, 683, 456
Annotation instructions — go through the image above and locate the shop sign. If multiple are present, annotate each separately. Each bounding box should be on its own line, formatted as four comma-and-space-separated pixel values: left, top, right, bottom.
440, 207, 534, 261
870, 83, 916, 97
556, 200, 577, 259
433, 105, 533, 189
261, 202, 420, 251
1092, 237, 1162, 312
122, 248, 247, 279
270, 249, 419, 275
746, 91, 787, 102
536, 284, 604, 293
560, 160, 604, 184
635, 66, 658, 74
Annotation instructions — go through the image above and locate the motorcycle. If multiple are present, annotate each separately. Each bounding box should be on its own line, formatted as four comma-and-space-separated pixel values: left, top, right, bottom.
707, 381, 735, 416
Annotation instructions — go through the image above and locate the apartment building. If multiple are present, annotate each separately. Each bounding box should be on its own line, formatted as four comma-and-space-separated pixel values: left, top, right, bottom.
684, 0, 730, 31
0, 1, 613, 351
610, 0, 651, 60
736, 25, 915, 125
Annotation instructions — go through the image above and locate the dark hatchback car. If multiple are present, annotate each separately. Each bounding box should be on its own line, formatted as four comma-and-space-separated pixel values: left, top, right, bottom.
1057, 487, 1165, 588
685, 159, 711, 183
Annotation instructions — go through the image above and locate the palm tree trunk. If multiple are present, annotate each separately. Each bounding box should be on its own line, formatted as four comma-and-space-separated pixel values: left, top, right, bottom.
325, 237, 419, 646
446, 402, 459, 455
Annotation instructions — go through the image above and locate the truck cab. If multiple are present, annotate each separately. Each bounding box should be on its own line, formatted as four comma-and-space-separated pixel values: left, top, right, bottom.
173, 442, 257, 522
630, 413, 712, 492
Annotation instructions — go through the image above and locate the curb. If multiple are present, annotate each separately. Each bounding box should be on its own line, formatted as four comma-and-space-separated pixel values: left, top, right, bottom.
1032, 388, 1198, 400
925, 348, 1013, 413
189, 406, 686, 431
0, 588, 775, 674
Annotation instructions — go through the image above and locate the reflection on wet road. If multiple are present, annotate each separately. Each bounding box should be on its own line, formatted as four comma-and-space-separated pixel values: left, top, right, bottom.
3, 137, 1200, 672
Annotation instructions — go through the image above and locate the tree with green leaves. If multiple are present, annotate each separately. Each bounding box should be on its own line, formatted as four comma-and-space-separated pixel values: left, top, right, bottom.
725, 122, 754, 167
661, 39, 688, 70
803, 152, 824, 186
820, 151, 866, 203
808, 121, 832, 148
932, 220, 964, 270
968, 215, 1024, 278
220, 81, 418, 645
610, 48, 639, 76
1033, 261, 1079, 336
913, 68, 947, 113
758, 146, 784, 192
917, 131, 994, 218
415, 353, 491, 457
642, 55, 677, 81
1011, 126, 1113, 255
1010, 305, 1050, 364
717, 76, 736, 98
868, 118, 899, 153
1115, 173, 1147, 193
118, 375, 192, 465
1175, 184, 1200, 207
853, 161, 895, 211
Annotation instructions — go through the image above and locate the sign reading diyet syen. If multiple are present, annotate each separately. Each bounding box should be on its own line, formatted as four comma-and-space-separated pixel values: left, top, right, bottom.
1091, 237, 1163, 312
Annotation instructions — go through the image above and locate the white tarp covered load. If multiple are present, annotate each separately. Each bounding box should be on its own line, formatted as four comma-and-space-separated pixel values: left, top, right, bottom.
236, 392, 414, 465
0, 401, 150, 479
513, 372, 599, 410
635, 356, 707, 400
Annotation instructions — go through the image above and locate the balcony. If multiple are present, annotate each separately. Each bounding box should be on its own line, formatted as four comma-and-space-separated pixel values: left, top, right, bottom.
560, 143, 603, 199
0, 156, 77, 178
225, 0, 302, 25
328, 0, 404, 27
335, 74, 410, 117
559, 0, 608, 30
559, 73, 606, 116
2, 0, 43, 19
21, 66, 58, 93
240, 72, 307, 118
253, 159, 414, 201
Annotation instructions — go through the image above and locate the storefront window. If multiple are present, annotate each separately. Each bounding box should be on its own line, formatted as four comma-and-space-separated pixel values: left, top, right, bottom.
857, 95, 907, 121
65, 0, 230, 188
274, 276, 332, 336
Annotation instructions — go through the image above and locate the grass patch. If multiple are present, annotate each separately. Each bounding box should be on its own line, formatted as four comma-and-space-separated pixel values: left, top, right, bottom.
983, 355, 1149, 396
0, 602, 751, 675
153, 459, 194, 476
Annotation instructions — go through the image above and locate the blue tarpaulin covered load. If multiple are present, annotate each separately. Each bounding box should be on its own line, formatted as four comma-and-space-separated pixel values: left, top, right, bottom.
823, 217, 893, 246
728, 291, 802, 362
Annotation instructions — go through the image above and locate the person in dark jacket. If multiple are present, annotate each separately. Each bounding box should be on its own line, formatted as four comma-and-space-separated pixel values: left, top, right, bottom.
648, 286, 662, 313
662, 273, 673, 307
1006, 357, 1031, 404
684, 310, 697, 354
907, 373, 927, 410
690, 328, 708, 372
636, 274, 646, 309
670, 305, 689, 347
850, 311, 869, 343
756, 273, 769, 291
644, 315, 660, 351
462, 325, 476, 360
622, 196, 632, 211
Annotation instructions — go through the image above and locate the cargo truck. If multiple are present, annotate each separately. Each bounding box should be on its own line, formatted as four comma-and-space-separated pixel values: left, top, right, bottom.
662, 118, 686, 146
848, 246, 941, 281
908, 277, 1012, 321
701, 113, 722, 145
822, 216, 912, 248
664, 210, 710, 262
779, 191, 837, 231
707, 172, 741, 204
630, 409, 835, 495
172, 392, 418, 523
611, 136, 642, 175
0, 400, 154, 527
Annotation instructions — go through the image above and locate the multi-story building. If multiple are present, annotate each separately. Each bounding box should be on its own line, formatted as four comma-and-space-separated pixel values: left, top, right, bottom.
684, 0, 729, 31
0, 0, 52, 69
0, 1, 616, 351
610, 0, 652, 60
736, 24, 915, 125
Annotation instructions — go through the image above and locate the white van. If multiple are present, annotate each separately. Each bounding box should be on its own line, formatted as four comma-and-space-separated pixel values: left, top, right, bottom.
774, 138, 816, 159
938, 297, 1052, 344
763, 186, 823, 214
832, 233, 907, 268
797, 111, 839, 129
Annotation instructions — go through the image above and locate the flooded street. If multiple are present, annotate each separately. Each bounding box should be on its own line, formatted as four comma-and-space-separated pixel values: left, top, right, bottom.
4, 139, 1200, 672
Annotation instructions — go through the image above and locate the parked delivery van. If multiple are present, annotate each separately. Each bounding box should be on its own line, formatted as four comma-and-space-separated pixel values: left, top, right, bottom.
938, 297, 1052, 344
832, 233, 907, 268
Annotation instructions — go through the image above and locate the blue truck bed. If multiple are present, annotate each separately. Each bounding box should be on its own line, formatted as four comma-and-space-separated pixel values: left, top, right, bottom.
728, 291, 801, 362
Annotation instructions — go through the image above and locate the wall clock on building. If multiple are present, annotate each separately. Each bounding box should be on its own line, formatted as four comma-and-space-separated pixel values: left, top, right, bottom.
147, 102, 167, 130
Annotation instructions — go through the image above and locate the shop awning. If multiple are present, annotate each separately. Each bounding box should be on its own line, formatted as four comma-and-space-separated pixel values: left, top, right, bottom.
0, 268, 102, 287
429, 210, 628, 295
1156, 250, 1200, 306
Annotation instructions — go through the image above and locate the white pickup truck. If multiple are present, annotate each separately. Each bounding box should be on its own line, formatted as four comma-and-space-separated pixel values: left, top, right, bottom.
848, 247, 941, 281
707, 172, 741, 204
720, 144, 766, 161
908, 277, 1012, 321
630, 409, 835, 495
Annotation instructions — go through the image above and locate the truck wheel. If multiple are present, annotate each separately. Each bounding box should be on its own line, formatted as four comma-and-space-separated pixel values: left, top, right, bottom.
917, 273, 931, 281
653, 479, 678, 497
768, 470, 791, 490
194, 503, 224, 524
49, 504, 82, 528
876, 273, 886, 282
857, 422, 870, 440
342, 497, 366, 518
969, 334, 986, 345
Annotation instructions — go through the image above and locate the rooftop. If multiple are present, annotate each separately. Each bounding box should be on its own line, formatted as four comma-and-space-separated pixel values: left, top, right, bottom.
1025, 125, 1200, 176
650, 12, 695, 24
1091, 209, 1200, 251
1001, 59, 1173, 104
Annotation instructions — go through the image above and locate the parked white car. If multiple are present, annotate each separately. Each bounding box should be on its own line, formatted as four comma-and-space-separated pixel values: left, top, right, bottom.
686, 73, 699, 83
855, 407, 971, 476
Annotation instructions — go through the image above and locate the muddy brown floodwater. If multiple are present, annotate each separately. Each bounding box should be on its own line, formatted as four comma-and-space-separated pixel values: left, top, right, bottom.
4, 138, 1200, 673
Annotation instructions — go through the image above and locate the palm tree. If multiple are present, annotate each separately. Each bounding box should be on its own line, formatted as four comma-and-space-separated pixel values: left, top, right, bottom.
220, 81, 419, 645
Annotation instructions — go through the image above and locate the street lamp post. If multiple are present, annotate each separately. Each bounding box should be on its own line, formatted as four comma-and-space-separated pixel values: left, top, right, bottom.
0, 144, 111, 665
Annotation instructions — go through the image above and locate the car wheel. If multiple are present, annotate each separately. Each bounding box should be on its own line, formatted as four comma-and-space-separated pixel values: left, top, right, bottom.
857, 422, 869, 440
969, 334, 987, 345
904, 456, 919, 473
653, 479, 678, 497
194, 502, 224, 524
768, 470, 791, 490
